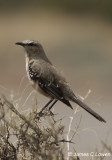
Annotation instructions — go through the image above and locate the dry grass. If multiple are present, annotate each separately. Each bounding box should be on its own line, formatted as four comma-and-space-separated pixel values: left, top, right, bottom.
0, 94, 111, 160
0, 95, 78, 160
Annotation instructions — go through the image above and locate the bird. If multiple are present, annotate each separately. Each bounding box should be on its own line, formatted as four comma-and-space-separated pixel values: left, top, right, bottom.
16, 40, 106, 123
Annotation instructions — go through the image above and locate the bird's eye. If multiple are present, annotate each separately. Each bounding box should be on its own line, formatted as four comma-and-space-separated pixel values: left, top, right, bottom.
28, 43, 36, 46
30, 43, 34, 46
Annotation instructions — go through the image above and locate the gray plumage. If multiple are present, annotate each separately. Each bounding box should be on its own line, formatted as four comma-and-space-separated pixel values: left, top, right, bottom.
16, 40, 106, 123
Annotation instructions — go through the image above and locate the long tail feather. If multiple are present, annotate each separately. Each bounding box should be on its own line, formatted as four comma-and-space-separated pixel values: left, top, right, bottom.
73, 98, 106, 123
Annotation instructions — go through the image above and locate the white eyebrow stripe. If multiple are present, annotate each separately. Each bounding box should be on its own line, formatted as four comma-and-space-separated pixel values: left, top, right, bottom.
23, 40, 34, 44
22, 40, 38, 45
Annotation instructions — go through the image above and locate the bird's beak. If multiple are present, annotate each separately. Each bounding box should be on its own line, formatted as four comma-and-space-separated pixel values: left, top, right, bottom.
15, 42, 25, 46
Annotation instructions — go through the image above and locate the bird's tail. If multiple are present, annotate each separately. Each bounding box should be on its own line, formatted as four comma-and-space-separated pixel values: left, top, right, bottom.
73, 97, 106, 123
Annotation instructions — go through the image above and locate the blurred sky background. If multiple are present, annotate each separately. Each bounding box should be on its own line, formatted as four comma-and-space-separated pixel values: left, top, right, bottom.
0, 0, 112, 159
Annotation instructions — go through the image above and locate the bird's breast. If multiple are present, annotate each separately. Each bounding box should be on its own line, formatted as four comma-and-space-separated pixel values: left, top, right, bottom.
26, 56, 30, 79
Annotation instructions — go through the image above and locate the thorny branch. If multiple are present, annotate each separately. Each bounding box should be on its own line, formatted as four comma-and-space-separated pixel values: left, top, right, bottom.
0, 95, 77, 160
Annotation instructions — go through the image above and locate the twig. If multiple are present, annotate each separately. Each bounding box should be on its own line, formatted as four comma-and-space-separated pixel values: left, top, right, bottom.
70, 115, 82, 142
66, 89, 91, 160
101, 141, 112, 153
1, 95, 40, 135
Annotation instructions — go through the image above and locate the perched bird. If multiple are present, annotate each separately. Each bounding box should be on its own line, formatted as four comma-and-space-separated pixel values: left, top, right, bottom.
16, 40, 106, 122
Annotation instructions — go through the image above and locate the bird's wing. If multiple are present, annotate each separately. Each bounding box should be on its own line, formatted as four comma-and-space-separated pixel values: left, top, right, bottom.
38, 77, 73, 109
29, 60, 73, 109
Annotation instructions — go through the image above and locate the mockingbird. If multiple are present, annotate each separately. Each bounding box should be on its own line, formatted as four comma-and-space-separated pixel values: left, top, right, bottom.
16, 40, 106, 123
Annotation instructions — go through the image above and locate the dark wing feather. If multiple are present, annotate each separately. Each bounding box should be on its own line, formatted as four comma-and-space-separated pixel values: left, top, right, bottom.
29, 61, 72, 109
38, 77, 73, 109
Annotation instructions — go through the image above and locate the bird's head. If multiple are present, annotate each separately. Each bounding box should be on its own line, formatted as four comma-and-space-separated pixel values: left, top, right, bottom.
16, 40, 44, 59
